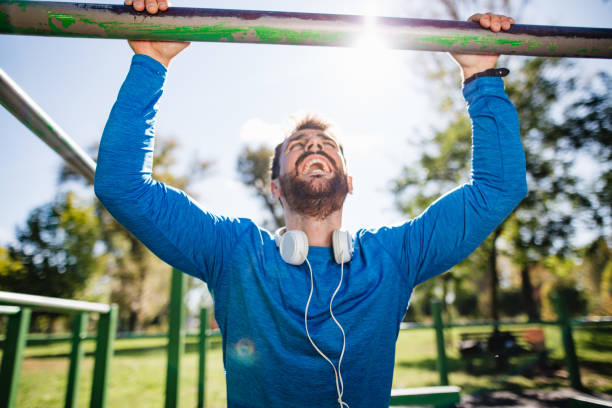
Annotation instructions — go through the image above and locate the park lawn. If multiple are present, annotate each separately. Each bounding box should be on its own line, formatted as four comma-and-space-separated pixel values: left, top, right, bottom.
4, 324, 611, 407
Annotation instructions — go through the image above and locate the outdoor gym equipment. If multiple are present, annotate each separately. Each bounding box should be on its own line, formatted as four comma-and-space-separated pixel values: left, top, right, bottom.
1, 2, 611, 407
1, 2, 612, 183
0, 1, 611, 58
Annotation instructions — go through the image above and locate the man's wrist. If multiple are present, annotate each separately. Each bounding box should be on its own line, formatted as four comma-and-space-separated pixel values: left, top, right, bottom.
135, 51, 170, 68
461, 64, 496, 81
463, 68, 510, 86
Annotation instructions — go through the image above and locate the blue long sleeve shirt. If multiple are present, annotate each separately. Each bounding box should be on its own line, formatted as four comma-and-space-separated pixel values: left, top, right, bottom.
95, 55, 527, 408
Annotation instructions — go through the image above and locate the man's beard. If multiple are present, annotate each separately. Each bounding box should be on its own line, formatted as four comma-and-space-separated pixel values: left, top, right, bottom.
279, 170, 349, 220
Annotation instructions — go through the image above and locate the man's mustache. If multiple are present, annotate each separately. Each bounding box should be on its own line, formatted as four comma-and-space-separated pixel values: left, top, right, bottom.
294, 150, 338, 173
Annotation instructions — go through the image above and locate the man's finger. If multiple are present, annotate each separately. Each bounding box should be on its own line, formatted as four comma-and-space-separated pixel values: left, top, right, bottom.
144, 0, 158, 14
467, 13, 483, 23
124, 0, 133, 5
133, 0, 145, 12
158, 1, 168, 11
479, 14, 491, 28
491, 15, 501, 32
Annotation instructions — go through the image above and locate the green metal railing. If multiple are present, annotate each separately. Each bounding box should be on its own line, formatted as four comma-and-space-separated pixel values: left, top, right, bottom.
0, 291, 117, 408
3, 284, 606, 407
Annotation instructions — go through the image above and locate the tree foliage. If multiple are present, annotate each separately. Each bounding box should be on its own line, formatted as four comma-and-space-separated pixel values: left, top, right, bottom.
0, 192, 102, 299
392, 58, 611, 319
237, 145, 284, 229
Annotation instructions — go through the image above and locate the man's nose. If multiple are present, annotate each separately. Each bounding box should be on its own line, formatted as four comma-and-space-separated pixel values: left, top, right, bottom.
306, 138, 322, 151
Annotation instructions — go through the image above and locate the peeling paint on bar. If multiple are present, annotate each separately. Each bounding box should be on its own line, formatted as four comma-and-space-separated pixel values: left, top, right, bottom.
1, 1, 611, 58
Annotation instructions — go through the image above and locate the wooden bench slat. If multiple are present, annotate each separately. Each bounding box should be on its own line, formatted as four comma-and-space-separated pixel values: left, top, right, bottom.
569, 396, 612, 408
390, 386, 461, 406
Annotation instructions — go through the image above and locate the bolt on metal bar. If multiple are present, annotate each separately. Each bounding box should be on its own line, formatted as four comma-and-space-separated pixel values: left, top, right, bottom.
0, 290, 111, 313
0, 67, 96, 184
1, 1, 611, 58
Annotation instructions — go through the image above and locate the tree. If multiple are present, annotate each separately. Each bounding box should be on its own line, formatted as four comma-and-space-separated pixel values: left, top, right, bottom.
393, 58, 610, 320
237, 145, 284, 229
0, 193, 103, 331
0, 192, 102, 298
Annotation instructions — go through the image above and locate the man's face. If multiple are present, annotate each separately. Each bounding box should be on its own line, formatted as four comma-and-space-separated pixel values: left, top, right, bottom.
272, 128, 352, 219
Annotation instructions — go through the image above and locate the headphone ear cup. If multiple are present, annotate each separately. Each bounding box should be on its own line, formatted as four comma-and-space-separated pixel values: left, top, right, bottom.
279, 230, 309, 265
332, 230, 353, 264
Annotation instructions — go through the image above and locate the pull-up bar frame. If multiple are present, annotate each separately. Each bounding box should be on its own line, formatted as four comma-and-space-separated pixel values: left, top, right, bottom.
0, 67, 96, 183
1, 1, 611, 59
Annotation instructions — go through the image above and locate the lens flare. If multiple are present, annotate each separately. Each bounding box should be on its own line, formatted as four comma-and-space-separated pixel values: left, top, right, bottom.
232, 337, 256, 366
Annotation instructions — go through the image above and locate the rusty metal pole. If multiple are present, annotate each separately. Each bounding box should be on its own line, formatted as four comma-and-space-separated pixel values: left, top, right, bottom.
1, 1, 611, 58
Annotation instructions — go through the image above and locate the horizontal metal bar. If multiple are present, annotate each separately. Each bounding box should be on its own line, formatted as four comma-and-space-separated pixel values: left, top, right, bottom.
0, 305, 21, 315
0, 67, 96, 184
1, 1, 611, 58
0, 291, 111, 314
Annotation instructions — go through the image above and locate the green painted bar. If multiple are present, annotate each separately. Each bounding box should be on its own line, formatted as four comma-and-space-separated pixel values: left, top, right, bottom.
65, 312, 89, 408
0, 307, 31, 408
554, 296, 583, 391
0, 1, 611, 58
198, 308, 209, 408
165, 268, 186, 408
431, 300, 449, 386
90, 305, 118, 408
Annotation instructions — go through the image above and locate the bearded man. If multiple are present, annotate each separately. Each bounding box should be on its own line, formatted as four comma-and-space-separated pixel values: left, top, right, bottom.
94, 1, 525, 407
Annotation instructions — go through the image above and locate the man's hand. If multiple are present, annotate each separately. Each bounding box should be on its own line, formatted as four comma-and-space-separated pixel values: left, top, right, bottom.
451, 13, 515, 81
124, 0, 190, 68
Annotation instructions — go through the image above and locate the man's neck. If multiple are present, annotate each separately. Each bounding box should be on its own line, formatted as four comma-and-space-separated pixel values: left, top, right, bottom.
284, 210, 343, 247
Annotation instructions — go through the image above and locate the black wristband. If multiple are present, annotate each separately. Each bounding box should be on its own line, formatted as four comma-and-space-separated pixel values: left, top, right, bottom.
463, 68, 510, 86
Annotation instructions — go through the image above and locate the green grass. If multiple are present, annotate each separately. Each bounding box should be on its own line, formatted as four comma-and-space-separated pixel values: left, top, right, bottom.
2, 325, 611, 407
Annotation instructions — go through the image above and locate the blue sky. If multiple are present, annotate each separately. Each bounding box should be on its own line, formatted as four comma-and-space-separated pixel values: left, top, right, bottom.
1, 0, 611, 245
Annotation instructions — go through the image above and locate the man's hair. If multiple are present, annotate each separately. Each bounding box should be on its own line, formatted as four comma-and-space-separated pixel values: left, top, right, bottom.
270, 113, 344, 180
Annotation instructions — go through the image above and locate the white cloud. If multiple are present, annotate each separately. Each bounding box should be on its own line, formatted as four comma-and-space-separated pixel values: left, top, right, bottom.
239, 118, 285, 148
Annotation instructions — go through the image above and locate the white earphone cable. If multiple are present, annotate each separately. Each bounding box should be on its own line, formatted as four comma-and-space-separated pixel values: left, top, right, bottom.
304, 257, 349, 408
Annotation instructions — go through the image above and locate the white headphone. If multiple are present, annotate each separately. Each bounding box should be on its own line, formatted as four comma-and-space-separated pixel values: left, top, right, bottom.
274, 227, 353, 265
274, 227, 353, 407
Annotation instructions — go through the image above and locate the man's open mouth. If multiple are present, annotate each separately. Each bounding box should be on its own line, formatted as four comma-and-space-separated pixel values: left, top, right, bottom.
299, 156, 333, 176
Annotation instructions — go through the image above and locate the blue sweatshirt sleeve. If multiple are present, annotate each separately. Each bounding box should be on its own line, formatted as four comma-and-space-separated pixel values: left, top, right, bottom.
380, 76, 527, 287
94, 54, 236, 289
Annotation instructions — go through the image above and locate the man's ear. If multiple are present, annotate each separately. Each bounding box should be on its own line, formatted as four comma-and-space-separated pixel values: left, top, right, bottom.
270, 179, 281, 199
347, 176, 354, 194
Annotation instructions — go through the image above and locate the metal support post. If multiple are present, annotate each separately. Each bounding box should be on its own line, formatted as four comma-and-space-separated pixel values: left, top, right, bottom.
432, 300, 449, 386
198, 308, 209, 408
91, 305, 118, 408
65, 312, 89, 408
0, 307, 31, 408
1, 1, 611, 58
165, 268, 186, 408
553, 295, 583, 390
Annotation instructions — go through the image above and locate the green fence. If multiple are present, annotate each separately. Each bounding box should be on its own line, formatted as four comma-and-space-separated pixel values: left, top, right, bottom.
3, 276, 611, 407
0, 291, 117, 408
